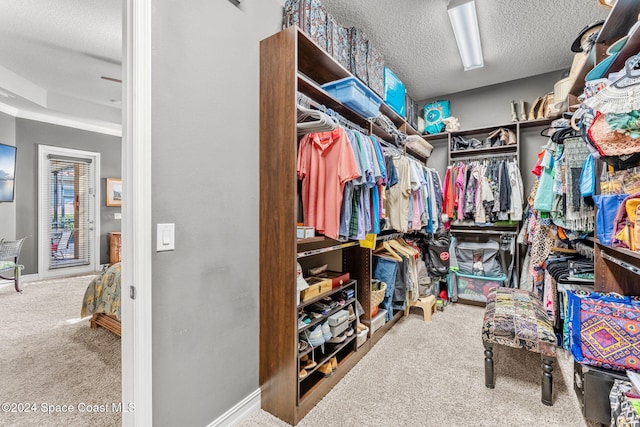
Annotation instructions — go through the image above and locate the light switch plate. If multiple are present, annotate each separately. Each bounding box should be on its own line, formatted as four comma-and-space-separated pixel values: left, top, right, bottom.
156, 223, 175, 251
114, 212, 122, 220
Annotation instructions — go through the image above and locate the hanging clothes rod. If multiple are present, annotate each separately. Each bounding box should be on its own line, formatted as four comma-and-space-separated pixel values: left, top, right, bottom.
297, 92, 368, 135
376, 232, 404, 242
379, 139, 426, 165
449, 227, 518, 236
600, 250, 640, 276
450, 153, 518, 163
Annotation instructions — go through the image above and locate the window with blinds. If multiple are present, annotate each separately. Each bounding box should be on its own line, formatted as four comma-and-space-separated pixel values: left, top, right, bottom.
46, 155, 93, 269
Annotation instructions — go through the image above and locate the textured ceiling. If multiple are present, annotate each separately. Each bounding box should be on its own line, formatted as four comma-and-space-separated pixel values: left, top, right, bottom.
321, 0, 609, 101
0, 0, 610, 126
0, 0, 121, 125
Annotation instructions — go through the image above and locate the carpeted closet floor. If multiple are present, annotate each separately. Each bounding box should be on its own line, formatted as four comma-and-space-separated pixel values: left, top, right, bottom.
1, 276, 596, 427
0, 275, 121, 427
241, 303, 597, 427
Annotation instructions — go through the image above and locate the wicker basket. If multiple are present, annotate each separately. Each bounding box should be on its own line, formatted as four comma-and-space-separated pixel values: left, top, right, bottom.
371, 280, 387, 307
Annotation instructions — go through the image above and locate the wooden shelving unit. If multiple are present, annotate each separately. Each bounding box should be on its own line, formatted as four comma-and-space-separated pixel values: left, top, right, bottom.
260, 26, 424, 425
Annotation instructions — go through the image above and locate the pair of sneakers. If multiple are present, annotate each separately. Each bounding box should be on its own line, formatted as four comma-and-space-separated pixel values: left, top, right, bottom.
305, 321, 332, 348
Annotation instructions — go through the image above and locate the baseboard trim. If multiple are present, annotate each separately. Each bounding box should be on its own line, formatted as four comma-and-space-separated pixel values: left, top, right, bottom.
207, 388, 261, 427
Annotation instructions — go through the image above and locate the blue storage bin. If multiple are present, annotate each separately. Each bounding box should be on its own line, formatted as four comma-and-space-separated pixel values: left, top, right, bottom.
321, 77, 382, 119
383, 67, 406, 117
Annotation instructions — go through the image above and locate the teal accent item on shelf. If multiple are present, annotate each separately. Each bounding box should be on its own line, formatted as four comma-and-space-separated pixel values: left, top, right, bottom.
423, 100, 450, 134
383, 67, 406, 117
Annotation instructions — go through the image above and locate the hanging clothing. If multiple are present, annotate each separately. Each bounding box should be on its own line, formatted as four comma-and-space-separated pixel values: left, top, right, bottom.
297, 128, 361, 240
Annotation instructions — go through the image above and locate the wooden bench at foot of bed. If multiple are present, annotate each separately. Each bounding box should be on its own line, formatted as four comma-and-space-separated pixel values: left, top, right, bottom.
90, 313, 121, 337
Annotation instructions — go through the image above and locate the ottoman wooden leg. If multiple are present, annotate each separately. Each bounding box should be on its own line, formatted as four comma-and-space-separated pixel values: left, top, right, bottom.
484, 342, 495, 389
541, 356, 554, 406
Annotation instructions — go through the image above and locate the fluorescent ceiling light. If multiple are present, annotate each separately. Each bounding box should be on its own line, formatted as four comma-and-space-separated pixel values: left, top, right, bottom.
448, 0, 484, 71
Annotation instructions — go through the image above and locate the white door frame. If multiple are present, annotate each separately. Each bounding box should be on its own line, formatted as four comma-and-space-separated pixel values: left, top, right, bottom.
37, 145, 101, 279
121, 0, 153, 425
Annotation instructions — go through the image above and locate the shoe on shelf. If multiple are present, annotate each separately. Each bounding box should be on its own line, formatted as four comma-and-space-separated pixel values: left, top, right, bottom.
345, 327, 354, 337
307, 325, 325, 348
317, 362, 332, 377
348, 306, 356, 322
327, 333, 346, 344
321, 321, 332, 342
298, 340, 309, 353
330, 356, 337, 371
299, 369, 308, 380
300, 354, 317, 370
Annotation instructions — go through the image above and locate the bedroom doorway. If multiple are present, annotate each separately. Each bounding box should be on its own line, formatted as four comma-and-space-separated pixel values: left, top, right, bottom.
37, 145, 101, 279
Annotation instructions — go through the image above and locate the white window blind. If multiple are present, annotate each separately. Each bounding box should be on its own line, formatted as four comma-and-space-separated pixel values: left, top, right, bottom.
46, 155, 92, 269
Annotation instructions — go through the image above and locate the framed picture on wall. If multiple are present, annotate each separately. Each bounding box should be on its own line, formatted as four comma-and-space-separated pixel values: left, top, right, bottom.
0, 143, 17, 203
106, 178, 122, 207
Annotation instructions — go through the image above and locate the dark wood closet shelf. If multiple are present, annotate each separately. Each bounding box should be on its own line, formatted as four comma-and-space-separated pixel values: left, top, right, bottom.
297, 72, 371, 130
422, 131, 449, 141
595, 240, 640, 262
297, 280, 356, 311
296, 236, 326, 245
298, 298, 356, 334
450, 143, 517, 158
422, 118, 552, 142
298, 334, 356, 384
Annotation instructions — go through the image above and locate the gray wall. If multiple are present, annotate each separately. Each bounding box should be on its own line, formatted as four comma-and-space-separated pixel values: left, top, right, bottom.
150, 1, 282, 425
0, 111, 16, 239
15, 118, 121, 273
421, 70, 563, 194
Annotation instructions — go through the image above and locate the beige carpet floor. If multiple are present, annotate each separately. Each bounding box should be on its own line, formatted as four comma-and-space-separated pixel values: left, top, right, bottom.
241, 303, 597, 427
0, 275, 121, 427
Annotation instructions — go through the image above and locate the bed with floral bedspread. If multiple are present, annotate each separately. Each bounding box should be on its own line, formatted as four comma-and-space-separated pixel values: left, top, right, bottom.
81, 262, 121, 336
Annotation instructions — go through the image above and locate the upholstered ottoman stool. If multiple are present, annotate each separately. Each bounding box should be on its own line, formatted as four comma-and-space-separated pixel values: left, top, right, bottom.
482, 287, 557, 406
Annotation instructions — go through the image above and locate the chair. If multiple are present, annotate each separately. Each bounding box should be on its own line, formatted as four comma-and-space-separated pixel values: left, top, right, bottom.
52, 229, 72, 260
0, 237, 26, 293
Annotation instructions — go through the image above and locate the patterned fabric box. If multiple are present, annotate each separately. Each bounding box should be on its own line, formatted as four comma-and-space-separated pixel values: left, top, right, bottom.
367, 43, 384, 98
328, 17, 351, 71
350, 27, 369, 85
405, 95, 419, 130
283, 0, 328, 51
307, 0, 328, 51
283, 0, 310, 30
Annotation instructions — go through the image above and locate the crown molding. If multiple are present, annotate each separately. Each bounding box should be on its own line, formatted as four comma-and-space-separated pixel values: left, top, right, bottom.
0, 100, 121, 137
